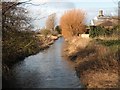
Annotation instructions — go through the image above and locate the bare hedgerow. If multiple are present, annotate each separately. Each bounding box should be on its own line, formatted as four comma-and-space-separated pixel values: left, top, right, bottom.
60, 9, 86, 39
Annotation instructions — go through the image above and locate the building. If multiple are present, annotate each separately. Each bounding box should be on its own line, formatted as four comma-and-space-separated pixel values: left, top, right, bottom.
90, 10, 118, 28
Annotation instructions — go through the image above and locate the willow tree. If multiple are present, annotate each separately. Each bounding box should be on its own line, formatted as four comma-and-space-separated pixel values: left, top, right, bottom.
60, 9, 86, 38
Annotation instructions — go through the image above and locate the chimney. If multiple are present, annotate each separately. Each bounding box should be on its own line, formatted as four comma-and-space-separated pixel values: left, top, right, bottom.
98, 10, 104, 17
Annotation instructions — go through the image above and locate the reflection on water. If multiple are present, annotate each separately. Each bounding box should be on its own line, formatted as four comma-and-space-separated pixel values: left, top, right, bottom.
7, 38, 82, 88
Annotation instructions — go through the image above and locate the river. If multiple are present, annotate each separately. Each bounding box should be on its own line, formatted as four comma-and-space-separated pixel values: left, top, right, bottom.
5, 38, 82, 88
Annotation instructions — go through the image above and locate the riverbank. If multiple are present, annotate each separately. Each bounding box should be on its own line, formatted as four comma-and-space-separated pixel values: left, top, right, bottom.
3, 37, 82, 88
2, 32, 61, 81
63, 37, 119, 88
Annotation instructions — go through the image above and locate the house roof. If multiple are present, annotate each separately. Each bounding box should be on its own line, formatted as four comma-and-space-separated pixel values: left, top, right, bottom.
97, 20, 115, 26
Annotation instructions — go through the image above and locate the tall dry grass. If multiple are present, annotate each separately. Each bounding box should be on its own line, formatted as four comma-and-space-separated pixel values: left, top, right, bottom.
63, 37, 91, 57
63, 36, 119, 88
74, 40, 119, 88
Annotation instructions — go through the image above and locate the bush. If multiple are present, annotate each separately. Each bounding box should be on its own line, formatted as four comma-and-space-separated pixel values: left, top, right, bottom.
111, 24, 120, 36
89, 24, 120, 38
55, 25, 62, 34
2, 30, 41, 65
89, 26, 114, 38
2, 2, 40, 66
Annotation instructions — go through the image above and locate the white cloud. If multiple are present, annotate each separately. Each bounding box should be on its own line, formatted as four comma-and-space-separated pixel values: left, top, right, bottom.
30, 0, 118, 3
17, 0, 117, 3
29, 0, 50, 3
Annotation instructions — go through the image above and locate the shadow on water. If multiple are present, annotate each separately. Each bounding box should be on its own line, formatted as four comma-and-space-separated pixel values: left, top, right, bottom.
3, 38, 82, 88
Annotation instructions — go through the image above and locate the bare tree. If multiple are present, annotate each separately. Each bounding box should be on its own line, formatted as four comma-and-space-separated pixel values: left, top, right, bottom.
2, 2, 33, 65
60, 9, 86, 38
46, 13, 56, 30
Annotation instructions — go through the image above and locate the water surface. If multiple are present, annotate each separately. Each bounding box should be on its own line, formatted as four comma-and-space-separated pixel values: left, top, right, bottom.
7, 38, 81, 88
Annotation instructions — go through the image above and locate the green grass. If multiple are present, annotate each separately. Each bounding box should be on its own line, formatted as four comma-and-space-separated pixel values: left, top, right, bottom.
96, 39, 120, 47
95, 39, 120, 62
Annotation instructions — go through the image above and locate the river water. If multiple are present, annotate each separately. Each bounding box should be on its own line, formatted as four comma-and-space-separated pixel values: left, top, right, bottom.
6, 38, 82, 88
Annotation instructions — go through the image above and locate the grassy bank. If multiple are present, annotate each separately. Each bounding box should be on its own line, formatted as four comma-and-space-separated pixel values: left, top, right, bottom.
3, 32, 53, 67
2, 30, 61, 81
63, 37, 119, 88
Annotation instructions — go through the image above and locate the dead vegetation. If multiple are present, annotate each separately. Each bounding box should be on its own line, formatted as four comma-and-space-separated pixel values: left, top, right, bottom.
63, 37, 119, 88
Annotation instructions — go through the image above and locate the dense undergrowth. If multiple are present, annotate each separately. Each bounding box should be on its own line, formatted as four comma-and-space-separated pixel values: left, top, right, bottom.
3, 31, 41, 67
89, 25, 120, 38
64, 37, 119, 88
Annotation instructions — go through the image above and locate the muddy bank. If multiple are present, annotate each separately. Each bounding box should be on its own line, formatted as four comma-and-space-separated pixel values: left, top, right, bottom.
63, 37, 119, 88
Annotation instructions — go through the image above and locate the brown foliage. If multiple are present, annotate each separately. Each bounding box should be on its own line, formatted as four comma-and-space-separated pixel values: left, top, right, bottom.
60, 9, 86, 39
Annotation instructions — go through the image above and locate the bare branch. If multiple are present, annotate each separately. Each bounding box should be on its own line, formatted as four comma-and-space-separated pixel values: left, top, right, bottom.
21, 2, 46, 6
2, 2, 22, 15
2, 1, 46, 15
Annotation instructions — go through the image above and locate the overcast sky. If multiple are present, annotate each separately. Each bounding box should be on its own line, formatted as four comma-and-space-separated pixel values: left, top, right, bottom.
17, 0, 119, 30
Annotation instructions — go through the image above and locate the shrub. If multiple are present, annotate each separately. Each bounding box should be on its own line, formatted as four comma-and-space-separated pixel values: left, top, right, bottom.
2, 2, 42, 67
2, 30, 40, 65
111, 24, 120, 36
89, 26, 114, 38
55, 25, 62, 34
89, 24, 120, 38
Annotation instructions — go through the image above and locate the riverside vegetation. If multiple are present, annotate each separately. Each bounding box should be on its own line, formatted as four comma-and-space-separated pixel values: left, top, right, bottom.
2, 2, 61, 81
2, 2, 119, 88
60, 9, 119, 88
63, 25, 120, 88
